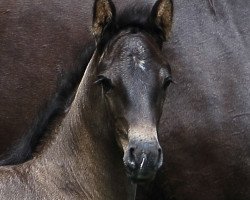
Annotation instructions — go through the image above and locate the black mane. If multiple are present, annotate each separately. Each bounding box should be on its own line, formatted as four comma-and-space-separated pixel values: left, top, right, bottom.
0, 4, 161, 166
0, 41, 95, 166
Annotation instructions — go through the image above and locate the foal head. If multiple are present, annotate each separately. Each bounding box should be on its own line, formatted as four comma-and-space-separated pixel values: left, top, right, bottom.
92, 0, 173, 183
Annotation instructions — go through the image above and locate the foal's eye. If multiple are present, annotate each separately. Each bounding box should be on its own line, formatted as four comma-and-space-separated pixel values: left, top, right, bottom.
163, 76, 173, 90
95, 75, 113, 92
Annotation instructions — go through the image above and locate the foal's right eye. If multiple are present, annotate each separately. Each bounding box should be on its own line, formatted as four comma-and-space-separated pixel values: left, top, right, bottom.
95, 75, 113, 92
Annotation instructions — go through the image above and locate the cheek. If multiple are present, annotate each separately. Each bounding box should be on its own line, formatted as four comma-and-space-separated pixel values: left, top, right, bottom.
116, 129, 129, 151
151, 92, 166, 121
158, 93, 167, 120
106, 97, 129, 151
106, 99, 118, 119
159, 92, 167, 107
106, 95, 125, 118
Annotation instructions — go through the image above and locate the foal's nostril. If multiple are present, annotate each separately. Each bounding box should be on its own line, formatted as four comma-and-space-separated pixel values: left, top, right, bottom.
129, 147, 135, 161
129, 147, 135, 156
158, 148, 162, 154
127, 147, 136, 170
157, 147, 163, 168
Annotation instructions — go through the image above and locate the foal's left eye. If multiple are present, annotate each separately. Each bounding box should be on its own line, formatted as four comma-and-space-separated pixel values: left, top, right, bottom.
163, 76, 173, 90
95, 75, 113, 92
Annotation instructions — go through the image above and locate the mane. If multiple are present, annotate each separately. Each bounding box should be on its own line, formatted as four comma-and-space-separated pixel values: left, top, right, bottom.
0, 41, 96, 166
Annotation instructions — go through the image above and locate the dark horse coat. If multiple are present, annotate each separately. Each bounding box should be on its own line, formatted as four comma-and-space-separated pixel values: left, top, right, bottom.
150, 0, 250, 199
0, 0, 249, 199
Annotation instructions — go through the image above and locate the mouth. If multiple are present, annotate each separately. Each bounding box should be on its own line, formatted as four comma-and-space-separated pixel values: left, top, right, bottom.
123, 153, 161, 184
125, 165, 157, 184
129, 171, 156, 184
122, 139, 163, 184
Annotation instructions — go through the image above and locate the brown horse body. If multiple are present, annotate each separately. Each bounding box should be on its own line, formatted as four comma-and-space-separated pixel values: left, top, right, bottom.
0, 0, 92, 153
151, 0, 250, 199
0, 0, 249, 200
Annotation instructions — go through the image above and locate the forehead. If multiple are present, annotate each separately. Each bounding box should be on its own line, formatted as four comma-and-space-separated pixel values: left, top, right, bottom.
100, 31, 167, 73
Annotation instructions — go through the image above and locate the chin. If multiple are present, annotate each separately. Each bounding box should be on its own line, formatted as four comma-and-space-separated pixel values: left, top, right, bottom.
128, 171, 156, 184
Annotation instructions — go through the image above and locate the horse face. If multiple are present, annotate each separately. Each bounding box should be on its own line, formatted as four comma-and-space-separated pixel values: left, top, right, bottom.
96, 32, 172, 183
92, 0, 173, 183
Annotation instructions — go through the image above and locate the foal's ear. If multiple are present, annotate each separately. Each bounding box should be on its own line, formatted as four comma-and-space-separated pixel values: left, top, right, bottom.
151, 0, 173, 40
92, 0, 116, 41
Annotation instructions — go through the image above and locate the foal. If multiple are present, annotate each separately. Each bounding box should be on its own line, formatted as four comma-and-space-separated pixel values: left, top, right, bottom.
0, 0, 173, 199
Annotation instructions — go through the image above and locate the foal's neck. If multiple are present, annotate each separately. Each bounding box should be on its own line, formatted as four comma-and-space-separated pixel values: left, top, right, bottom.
36, 53, 105, 164
28, 53, 130, 199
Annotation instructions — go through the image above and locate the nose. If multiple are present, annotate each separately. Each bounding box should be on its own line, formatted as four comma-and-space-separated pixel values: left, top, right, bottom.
123, 140, 163, 183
